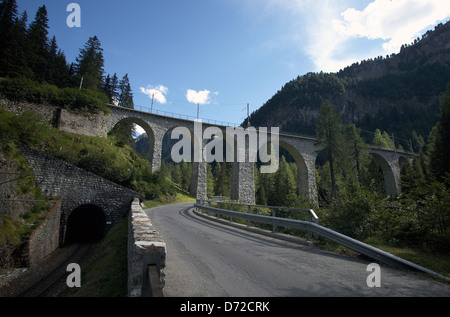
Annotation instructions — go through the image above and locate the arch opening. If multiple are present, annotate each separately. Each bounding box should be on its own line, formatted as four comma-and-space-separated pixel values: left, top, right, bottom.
369, 153, 397, 197
110, 117, 156, 163
255, 139, 313, 206
64, 204, 106, 245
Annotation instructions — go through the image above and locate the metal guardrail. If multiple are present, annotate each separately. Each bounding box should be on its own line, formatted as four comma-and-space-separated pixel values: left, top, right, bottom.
194, 201, 449, 281
207, 200, 318, 241
109, 104, 240, 128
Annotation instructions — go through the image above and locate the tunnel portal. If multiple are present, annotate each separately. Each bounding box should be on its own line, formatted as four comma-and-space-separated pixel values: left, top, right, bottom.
65, 204, 106, 244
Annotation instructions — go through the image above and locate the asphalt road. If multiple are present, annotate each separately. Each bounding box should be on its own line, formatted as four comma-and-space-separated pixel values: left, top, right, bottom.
146, 203, 450, 297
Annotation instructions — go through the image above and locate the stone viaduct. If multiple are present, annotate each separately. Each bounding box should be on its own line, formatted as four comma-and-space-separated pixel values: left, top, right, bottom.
58, 104, 413, 204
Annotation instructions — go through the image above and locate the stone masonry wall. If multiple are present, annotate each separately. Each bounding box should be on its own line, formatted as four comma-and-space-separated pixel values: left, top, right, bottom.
58, 108, 107, 138
0, 97, 107, 138
20, 147, 142, 245
127, 198, 166, 297
27, 200, 62, 266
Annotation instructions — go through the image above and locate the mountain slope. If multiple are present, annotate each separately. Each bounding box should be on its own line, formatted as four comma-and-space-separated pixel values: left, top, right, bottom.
247, 21, 450, 149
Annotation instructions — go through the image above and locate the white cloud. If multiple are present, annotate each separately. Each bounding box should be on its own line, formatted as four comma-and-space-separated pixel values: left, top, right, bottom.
256, 0, 450, 72
134, 124, 146, 135
139, 85, 168, 104
186, 89, 212, 105
332, 0, 450, 52
298, 1, 358, 73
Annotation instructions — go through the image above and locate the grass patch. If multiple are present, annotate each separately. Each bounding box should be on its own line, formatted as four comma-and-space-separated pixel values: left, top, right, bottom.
69, 219, 128, 297
365, 240, 450, 280
143, 192, 195, 209
316, 237, 450, 280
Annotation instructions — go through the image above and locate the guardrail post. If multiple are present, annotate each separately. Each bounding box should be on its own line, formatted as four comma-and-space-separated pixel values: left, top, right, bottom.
230, 203, 233, 223
247, 205, 251, 227
272, 208, 276, 232
307, 210, 312, 241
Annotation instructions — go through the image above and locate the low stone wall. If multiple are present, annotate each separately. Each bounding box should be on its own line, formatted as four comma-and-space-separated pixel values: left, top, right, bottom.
127, 198, 166, 297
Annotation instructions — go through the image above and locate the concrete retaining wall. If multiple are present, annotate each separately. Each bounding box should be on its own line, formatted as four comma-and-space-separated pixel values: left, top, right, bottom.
127, 199, 166, 297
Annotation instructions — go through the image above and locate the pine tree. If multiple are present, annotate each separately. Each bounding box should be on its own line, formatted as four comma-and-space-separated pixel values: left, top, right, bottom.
1, 9, 32, 78
0, 0, 18, 58
172, 164, 182, 186
47, 36, 70, 87
315, 100, 344, 197
0, 0, 25, 77
103, 73, 119, 104
181, 161, 192, 193
344, 124, 369, 181
429, 84, 450, 182
214, 162, 230, 196
207, 164, 214, 198
373, 129, 395, 149
269, 156, 296, 207
27, 5, 50, 82
75, 36, 105, 91
119, 73, 134, 108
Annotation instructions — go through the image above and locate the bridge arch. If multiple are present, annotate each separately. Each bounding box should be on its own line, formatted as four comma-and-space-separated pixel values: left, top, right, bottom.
108, 116, 164, 172
369, 153, 397, 196
63, 204, 106, 245
256, 137, 317, 200
277, 140, 311, 198
367, 150, 413, 197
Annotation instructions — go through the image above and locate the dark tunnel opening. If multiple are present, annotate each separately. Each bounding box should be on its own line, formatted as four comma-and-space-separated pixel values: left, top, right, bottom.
65, 204, 106, 245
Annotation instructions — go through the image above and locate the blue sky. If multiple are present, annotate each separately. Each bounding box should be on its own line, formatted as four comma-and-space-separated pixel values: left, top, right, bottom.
17, 0, 450, 128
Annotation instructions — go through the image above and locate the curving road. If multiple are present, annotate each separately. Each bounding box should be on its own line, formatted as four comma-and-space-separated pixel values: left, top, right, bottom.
146, 203, 450, 297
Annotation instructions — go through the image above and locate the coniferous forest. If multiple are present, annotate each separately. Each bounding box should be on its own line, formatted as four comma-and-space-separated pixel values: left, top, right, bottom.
0, 0, 449, 272
0, 1, 134, 112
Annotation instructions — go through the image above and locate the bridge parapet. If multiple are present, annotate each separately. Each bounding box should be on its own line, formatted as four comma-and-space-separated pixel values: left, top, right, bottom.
127, 199, 166, 297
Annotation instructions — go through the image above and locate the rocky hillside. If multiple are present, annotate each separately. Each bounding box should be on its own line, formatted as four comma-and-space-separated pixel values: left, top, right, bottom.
247, 21, 450, 149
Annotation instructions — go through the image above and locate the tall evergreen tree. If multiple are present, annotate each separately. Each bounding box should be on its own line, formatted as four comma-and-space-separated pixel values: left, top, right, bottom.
47, 36, 70, 87
103, 73, 120, 104
207, 164, 214, 198
344, 124, 369, 181
1, 9, 32, 78
373, 129, 395, 149
75, 36, 105, 91
269, 156, 297, 206
27, 5, 50, 82
315, 100, 344, 197
118, 73, 134, 108
0, 0, 20, 76
429, 84, 450, 183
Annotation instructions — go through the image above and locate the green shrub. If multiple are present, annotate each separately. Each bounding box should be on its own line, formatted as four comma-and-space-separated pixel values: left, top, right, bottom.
0, 77, 110, 114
